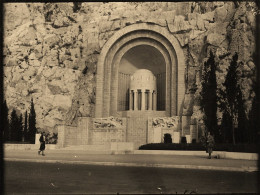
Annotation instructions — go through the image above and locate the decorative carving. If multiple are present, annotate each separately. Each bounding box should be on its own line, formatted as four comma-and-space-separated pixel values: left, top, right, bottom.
93, 116, 123, 128
152, 116, 180, 128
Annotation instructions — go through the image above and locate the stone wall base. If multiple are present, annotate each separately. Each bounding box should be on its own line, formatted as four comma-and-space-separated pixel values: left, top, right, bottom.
57, 114, 198, 150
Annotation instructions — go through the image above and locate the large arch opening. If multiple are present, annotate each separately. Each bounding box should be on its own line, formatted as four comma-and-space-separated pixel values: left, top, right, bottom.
95, 23, 186, 118
118, 45, 166, 111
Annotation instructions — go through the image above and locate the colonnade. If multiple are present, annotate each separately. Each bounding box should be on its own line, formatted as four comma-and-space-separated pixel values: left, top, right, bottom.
129, 89, 157, 111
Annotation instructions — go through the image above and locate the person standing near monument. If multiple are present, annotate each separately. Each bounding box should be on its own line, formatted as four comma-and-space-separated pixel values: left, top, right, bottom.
206, 132, 215, 159
38, 132, 46, 156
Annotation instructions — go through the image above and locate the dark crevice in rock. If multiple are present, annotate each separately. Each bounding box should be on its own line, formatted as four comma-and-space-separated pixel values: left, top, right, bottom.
82, 66, 88, 75
79, 25, 82, 34
233, 1, 240, 8
67, 16, 77, 23
45, 10, 53, 22
52, 23, 70, 29
29, 24, 37, 31
173, 28, 192, 34
219, 52, 231, 60
73, 2, 82, 13
93, 50, 100, 54
80, 46, 83, 58
28, 89, 38, 94
63, 43, 72, 48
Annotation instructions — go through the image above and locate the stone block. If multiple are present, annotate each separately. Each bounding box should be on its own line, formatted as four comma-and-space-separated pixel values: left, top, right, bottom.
35, 134, 41, 145
185, 135, 191, 143
110, 142, 134, 151
153, 127, 162, 143
182, 116, 191, 136
190, 124, 198, 142
173, 131, 180, 143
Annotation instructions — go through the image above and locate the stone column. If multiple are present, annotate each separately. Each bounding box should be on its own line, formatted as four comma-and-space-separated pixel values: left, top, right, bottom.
149, 90, 153, 110
153, 91, 157, 110
129, 90, 133, 110
141, 90, 146, 110
134, 90, 138, 111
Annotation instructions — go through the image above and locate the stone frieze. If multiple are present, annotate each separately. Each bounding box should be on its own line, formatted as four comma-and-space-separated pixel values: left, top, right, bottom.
93, 116, 124, 128
152, 116, 180, 128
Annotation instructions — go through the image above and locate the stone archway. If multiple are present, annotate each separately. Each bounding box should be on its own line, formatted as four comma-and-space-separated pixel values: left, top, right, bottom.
117, 44, 166, 112
95, 23, 185, 118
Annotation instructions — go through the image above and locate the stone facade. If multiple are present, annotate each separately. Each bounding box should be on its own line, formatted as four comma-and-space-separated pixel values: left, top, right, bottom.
148, 116, 181, 144
3, 2, 257, 148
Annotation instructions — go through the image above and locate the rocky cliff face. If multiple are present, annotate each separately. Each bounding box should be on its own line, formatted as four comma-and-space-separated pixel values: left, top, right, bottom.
3, 2, 257, 132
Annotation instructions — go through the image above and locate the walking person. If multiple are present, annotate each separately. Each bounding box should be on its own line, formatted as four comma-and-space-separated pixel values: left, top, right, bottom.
38, 132, 46, 156
206, 132, 215, 159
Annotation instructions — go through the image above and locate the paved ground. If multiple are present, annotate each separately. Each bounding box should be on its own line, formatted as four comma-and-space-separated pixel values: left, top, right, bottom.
4, 161, 258, 194
4, 149, 258, 172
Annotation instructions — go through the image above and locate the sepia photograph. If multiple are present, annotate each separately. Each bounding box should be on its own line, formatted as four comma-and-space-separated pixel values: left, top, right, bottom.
1, 1, 259, 194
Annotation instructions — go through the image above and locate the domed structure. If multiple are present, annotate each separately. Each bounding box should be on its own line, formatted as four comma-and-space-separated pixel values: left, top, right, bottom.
130, 69, 157, 91
129, 69, 157, 111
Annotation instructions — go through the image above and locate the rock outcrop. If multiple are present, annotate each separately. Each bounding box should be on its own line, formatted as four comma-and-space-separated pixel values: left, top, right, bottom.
3, 2, 257, 132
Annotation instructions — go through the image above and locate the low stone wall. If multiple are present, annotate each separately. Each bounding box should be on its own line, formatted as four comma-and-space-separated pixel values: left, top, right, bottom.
90, 129, 126, 145
90, 117, 127, 145
4, 144, 57, 150
58, 116, 198, 148
215, 151, 259, 161
58, 117, 127, 146
111, 142, 134, 153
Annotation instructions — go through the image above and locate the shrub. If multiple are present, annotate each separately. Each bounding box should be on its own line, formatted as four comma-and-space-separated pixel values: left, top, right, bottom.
139, 143, 204, 151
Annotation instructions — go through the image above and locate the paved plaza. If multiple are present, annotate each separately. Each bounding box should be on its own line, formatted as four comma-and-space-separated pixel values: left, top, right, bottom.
4, 149, 258, 172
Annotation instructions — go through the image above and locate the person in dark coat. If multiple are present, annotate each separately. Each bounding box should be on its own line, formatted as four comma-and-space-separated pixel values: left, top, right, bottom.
38, 132, 46, 156
206, 132, 215, 159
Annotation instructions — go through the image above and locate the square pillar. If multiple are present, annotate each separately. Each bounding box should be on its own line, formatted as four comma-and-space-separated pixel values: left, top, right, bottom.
153, 91, 157, 110
141, 90, 146, 110
129, 90, 133, 110
134, 90, 138, 110
149, 90, 153, 110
